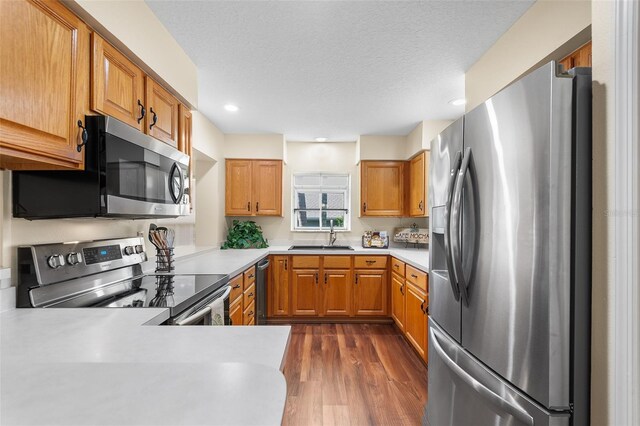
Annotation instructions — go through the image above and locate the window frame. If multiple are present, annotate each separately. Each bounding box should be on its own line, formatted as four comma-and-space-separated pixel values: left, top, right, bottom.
291, 172, 351, 232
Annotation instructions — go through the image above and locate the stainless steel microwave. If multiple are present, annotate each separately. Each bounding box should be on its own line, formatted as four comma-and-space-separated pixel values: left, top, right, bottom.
13, 116, 190, 219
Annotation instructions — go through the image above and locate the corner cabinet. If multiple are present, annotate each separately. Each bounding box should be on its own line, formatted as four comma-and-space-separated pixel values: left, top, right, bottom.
409, 151, 430, 217
225, 159, 282, 217
91, 33, 145, 131
0, 0, 89, 170
360, 161, 406, 217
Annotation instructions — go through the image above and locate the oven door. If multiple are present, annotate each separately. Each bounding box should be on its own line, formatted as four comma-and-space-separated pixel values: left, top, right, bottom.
101, 117, 190, 218
173, 285, 231, 326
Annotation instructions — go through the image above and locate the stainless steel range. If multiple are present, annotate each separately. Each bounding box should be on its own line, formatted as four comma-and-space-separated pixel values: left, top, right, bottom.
17, 236, 230, 325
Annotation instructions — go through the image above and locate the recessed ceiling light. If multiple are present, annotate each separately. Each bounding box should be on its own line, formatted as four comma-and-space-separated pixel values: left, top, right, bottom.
449, 98, 467, 106
315, 137, 328, 142
224, 104, 239, 112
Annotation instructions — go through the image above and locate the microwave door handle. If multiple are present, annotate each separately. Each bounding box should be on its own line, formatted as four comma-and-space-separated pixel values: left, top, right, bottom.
176, 306, 212, 326
444, 150, 462, 301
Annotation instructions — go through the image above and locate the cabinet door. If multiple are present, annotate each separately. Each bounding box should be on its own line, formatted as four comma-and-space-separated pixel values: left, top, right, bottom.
225, 159, 253, 216
253, 160, 282, 216
145, 76, 179, 147
409, 151, 430, 217
229, 297, 243, 326
391, 273, 406, 331
353, 270, 388, 316
0, 0, 89, 170
405, 283, 428, 360
292, 269, 320, 316
91, 33, 144, 131
322, 269, 352, 317
269, 256, 290, 317
178, 104, 193, 211
361, 161, 405, 216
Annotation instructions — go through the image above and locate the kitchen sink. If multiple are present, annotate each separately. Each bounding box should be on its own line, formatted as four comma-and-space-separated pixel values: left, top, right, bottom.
289, 245, 354, 251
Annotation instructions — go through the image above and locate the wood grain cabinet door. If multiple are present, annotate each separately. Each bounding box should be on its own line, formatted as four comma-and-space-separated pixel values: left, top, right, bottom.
360, 161, 405, 216
353, 270, 388, 316
91, 33, 144, 131
405, 283, 428, 361
252, 160, 282, 216
292, 269, 320, 316
229, 297, 243, 326
269, 256, 290, 317
225, 159, 253, 216
322, 269, 352, 317
0, 0, 89, 170
391, 273, 406, 331
145, 77, 179, 147
409, 151, 430, 217
178, 104, 193, 211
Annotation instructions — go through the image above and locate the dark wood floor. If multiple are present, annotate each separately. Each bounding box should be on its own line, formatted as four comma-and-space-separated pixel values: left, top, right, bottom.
282, 324, 428, 426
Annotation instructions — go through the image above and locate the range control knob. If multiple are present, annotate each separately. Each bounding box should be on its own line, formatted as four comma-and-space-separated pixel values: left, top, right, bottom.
123, 246, 135, 256
47, 254, 65, 269
135, 245, 144, 254
67, 252, 83, 265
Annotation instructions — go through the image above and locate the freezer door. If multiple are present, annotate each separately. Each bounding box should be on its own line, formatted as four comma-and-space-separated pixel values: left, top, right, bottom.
428, 118, 464, 342
458, 62, 574, 409
426, 320, 570, 426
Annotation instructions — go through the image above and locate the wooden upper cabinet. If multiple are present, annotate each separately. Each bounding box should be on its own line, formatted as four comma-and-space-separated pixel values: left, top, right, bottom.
225, 159, 253, 215
361, 161, 405, 216
225, 159, 283, 216
0, 0, 89, 170
178, 104, 193, 211
559, 41, 592, 71
91, 33, 144, 131
409, 151, 430, 217
253, 160, 282, 216
145, 77, 179, 147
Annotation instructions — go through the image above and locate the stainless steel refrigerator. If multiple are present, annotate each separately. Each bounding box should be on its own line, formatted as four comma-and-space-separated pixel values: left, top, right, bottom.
426, 62, 591, 426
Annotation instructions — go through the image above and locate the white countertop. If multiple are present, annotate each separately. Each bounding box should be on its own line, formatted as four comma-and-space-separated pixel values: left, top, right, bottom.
1, 308, 290, 425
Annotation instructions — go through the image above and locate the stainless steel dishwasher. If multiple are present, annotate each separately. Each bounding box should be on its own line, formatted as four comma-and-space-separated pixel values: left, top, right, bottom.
256, 258, 270, 324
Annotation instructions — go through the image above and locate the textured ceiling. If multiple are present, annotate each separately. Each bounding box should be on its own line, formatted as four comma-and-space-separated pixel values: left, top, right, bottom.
146, 0, 534, 141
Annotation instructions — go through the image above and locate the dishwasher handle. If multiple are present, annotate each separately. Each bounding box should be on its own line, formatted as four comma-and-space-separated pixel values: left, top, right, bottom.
257, 259, 270, 270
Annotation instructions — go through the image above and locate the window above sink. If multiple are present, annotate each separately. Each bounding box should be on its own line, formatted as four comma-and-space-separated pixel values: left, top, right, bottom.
292, 173, 351, 232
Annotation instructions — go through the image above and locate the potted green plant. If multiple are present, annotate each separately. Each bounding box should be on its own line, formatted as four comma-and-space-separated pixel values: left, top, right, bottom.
221, 220, 269, 249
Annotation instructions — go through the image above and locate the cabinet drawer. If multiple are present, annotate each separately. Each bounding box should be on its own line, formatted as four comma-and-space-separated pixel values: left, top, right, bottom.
406, 264, 428, 292
243, 300, 256, 325
391, 257, 405, 277
244, 283, 256, 307
243, 266, 256, 289
229, 274, 243, 303
354, 256, 388, 269
292, 256, 320, 269
323, 256, 351, 269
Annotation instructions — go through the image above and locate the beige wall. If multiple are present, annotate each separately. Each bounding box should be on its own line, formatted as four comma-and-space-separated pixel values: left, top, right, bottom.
590, 0, 615, 423
359, 135, 407, 161
465, 0, 591, 111
68, 0, 198, 107
405, 120, 454, 158
224, 134, 285, 159
235, 142, 427, 245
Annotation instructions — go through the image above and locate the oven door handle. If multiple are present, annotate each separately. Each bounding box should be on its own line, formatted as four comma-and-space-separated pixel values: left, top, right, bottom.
175, 305, 211, 326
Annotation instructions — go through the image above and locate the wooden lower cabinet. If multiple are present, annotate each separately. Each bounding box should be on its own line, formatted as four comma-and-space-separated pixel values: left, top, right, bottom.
391, 272, 406, 331
405, 283, 428, 361
292, 269, 320, 316
269, 256, 290, 316
322, 269, 352, 316
353, 270, 388, 316
229, 297, 243, 326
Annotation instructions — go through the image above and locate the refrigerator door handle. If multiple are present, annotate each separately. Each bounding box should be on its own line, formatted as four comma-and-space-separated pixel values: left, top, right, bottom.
444, 150, 462, 301
429, 326, 534, 426
451, 147, 472, 305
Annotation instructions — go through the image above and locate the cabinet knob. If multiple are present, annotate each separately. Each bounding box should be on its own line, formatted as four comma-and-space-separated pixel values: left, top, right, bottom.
76, 120, 88, 153
149, 107, 158, 129
137, 100, 146, 124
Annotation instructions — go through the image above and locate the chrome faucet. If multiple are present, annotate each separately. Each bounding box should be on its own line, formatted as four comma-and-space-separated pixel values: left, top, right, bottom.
328, 219, 337, 246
